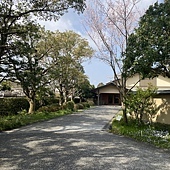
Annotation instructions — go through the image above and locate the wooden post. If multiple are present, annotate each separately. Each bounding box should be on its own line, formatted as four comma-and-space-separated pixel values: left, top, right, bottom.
97, 90, 100, 106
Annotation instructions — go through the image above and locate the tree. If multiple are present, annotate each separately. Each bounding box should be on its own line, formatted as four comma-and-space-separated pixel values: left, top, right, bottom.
37, 30, 94, 105
125, 1, 170, 79
8, 23, 48, 114
84, 0, 142, 123
74, 78, 95, 101
125, 85, 158, 125
0, 0, 86, 82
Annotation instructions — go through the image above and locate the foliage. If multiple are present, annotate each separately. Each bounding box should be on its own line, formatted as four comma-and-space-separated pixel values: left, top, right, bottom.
125, 1, 170, 79
38, 97, 59, 108
0, 98, 29, 116
87, 100, 95, 106
38, 30, 93, 105
0, 0, 85, 65
111, 118, 170, 149
75, 103, 84, 110
64, 101, 75, 111
37, 104, 61, 113
0, 81, 11, 91
74, 79, 95, 101
0, 109, 73, 132
125, 85, 158, 124
82, 102, 90, 108
36, 86, 57, 106
8, 23, 48, 114
0, 0, 86, 112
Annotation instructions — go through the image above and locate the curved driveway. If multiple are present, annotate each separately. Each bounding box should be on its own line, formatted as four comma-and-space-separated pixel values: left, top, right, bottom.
0, 106, 170, 170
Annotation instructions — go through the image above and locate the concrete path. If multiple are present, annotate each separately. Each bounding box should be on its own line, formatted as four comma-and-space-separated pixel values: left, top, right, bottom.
0, 106, 170, 170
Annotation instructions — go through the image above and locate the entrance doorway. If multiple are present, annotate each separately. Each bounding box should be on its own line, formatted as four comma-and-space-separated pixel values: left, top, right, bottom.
108, 94, 113, 104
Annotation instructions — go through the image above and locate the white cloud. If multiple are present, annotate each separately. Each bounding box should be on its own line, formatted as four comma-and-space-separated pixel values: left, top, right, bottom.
138, 0, 157, 8
38, 17, 74, 32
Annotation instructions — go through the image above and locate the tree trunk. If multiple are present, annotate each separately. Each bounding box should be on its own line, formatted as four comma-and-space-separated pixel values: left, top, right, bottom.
120, 91, 128, 124
28, 98, 34, 114
59, 91, 64, 105
122, 103, 128, 124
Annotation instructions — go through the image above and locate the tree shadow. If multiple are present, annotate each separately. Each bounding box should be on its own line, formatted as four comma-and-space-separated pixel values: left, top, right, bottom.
0, 106, 170, 169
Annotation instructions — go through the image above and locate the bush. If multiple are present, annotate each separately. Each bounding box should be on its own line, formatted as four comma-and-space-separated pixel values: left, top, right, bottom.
0, 98, 29, 116
75, 103, 84, 110
82, 102, 90, 108
36, 97, 59, 109
63, 101, 75, 111
87, 100, 95, 106
37, 104, 61, 113
125, 85, 157, 124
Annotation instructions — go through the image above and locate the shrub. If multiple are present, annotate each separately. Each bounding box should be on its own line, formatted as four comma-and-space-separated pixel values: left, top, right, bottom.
37, 104, 61, 113
75, 103, 84, 110
125, 85, 157, 124
87, 100, 95, 106
63, 101, 75, 111
0, 98, 29, 116
82, 102, 90, 108
36, 97, 59, 109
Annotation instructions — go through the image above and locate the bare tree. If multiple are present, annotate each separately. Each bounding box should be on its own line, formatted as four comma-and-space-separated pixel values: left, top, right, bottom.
84, 0, 142, 123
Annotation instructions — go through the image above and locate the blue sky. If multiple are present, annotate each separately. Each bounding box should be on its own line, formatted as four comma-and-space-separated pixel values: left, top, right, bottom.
39, 0, 164, 87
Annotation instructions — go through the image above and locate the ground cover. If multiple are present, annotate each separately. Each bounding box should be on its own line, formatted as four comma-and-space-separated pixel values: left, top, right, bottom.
0, 109, 74, 132
111, 113, 170, 149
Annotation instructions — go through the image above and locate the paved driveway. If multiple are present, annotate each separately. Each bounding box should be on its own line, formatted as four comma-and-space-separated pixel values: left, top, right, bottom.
0, 106, 170, 170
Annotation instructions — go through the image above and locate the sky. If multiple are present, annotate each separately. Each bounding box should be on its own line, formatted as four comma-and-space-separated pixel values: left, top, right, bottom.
39, 0, 164, 87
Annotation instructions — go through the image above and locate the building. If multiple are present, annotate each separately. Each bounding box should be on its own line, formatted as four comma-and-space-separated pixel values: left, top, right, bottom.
94, 82, 121, 106
93, 74, 170, 124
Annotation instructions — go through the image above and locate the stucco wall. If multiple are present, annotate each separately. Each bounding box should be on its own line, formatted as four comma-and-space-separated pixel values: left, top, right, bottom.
126, 74, 140, 89
140, 77, 156, 87
153, 95, 170, 125
157, 76, 170, 89
126, 74, 170, 90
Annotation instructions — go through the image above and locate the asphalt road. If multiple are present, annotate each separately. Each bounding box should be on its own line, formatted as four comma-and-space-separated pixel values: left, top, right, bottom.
0, 106, 170, 170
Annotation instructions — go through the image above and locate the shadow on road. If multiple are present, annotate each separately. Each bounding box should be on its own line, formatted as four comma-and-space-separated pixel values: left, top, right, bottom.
0, 106, 170, 170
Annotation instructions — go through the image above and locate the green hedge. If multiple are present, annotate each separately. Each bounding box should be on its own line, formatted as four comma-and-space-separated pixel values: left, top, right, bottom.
75, 103, 84, 110
37, 104, 61, 113
82, 102, 90, 108
0, 98, 29, 116
62, 101, 75, 111
87, 100, 95, 106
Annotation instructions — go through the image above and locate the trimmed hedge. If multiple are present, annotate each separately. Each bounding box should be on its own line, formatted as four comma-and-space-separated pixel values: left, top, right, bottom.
0, 98, 29, 116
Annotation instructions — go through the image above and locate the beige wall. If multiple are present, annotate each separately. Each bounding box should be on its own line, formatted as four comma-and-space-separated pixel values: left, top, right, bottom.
153, 95, 170, 125
126, 74, 140, 89
157, 76, 170, 89
127, 74, 170, 90
140, 77, 156, 87
99, 85, 119, 94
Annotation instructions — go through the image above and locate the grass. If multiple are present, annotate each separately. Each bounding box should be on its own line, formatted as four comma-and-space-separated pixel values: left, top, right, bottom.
111, 114, 170, 149
0, 109, 73, 132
